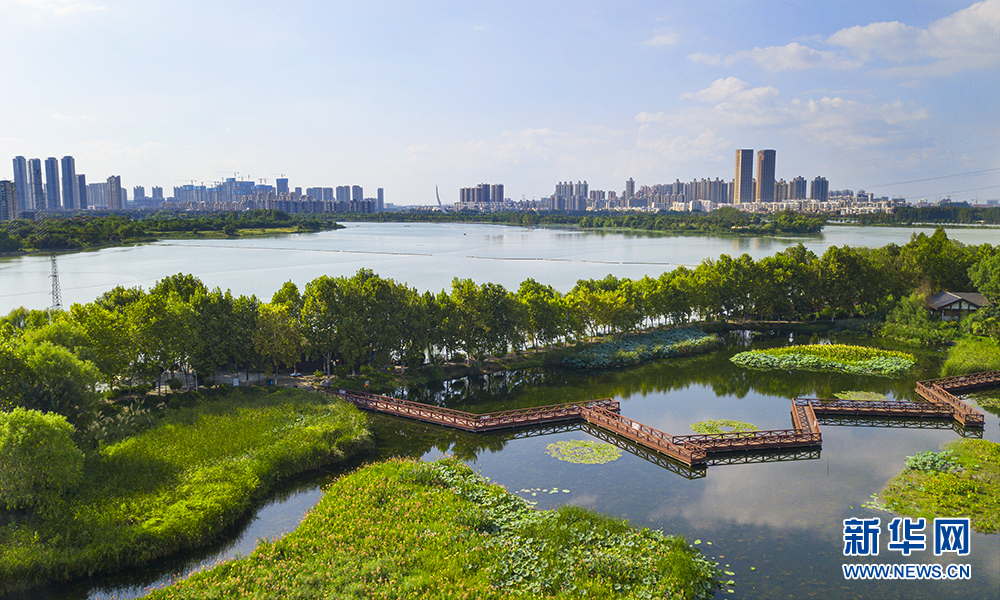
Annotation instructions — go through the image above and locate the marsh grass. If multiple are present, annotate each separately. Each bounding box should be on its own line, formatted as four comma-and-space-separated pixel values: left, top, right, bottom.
940, 336, 1000, 377
879, 440, 1000, 534
0, 387, 370, 592
730, 344, 916, 377
144, 458, 720, 599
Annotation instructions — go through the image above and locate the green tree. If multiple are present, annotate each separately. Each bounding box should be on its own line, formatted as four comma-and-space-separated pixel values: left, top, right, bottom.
969, 252, 1000, 303
0, 408, 84, 511
15, 341, 101, 432
253, 303, 302, 376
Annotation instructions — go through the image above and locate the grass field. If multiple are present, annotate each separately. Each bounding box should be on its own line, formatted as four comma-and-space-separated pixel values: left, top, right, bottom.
0, 387, 370, 593
144, 458, 722, 600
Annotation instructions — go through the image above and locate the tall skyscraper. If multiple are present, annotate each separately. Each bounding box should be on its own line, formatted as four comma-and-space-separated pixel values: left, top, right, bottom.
790, 176, 807, 200
490, 184, 504, 204
733, 149, 754, 204
12, 156, 28, 212
61, 156, 79, 210
351, 185, 363, 202
27, 158, 44, 210
276, 178, 289, 195
0, 180, 17, 221
755, 149, 775, 203
376, 188, 384, 211
625, 177, 635, 199
810, 176, 829, 202
107, 175, 123, 210
44, 157, 60, 210
152, 186, 163, 200
77, 174, 88, 209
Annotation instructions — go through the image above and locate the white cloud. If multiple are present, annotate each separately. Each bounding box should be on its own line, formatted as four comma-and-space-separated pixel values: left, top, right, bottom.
13, 0, 105, 16
690, 1, 1000, 77
643, 33, 677, 46
679, 77, 778, 103
690, 42, 858, 72
828, 0, 1000, 76
636, 81, 929, 155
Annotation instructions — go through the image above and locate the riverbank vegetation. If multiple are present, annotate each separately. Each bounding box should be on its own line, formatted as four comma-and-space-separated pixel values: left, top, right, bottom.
940, 336, 1000, 377
730, 344, 917, 377
0, 210, 343, 254
878, 440, 1000, 534
332, 206, 825, 234
0, 387, 370, 593
144, 458, 721, 600
838, 205, 1000, 226
561, 328, 720, 370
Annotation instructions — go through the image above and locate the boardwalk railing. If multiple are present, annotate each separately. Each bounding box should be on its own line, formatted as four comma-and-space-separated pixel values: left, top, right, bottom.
326, 371, 995, 468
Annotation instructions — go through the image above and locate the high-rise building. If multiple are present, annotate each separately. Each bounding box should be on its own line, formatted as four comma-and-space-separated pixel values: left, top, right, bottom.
733, 149, 754, 204
490, 183, 504, 204
77, 174, 88, 209
790, 176, 807, 200
44, 157, 60, 210
61, 156, 79, 210
625, 177, 635, 199
0, 180, 16, 221
107, 175, 123, 210
376, 188, 384, 211
352, 185, 363, 202
27, 158, 44, 210
134, 186, 146, 202
12, 156, 29, 212
276, 178, 289, 195
152, 186, 163, 200
755, 149, 775, 203
810, 176, 829, 202
336, 186, 349, 203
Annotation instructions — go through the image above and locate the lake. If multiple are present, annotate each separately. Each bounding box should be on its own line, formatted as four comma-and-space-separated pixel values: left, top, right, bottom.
2, 223, 998, 599
1, 222, 997, 314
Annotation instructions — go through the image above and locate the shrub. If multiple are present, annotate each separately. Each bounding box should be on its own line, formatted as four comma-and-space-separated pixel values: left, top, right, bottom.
730, 344, 916, 378
167, 377, 183, 390
0, 408, 84, 511
563, 328, 720, 370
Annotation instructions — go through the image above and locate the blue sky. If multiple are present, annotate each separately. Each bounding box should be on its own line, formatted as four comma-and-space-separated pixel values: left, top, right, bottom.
2, 0, 998, 205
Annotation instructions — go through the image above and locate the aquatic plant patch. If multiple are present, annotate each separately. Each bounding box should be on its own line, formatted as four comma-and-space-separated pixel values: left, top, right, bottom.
546, 440, 623, 464
0, 387, 370, 593
730, 344, 916, 377
940, 336, 1000, 377
145, 458, 721, 600
833, 391, 889, 402
690, 419, 758, 435
563, 328, 721, 370
878, 440, 1000, 534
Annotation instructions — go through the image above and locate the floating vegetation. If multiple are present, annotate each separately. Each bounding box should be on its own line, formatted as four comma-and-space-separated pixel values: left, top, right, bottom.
690, 419, 758, 435
834, 391, 889, 402
881, 440, 1000, 534
546, 440, 623, 464
563, 328, 721, 370
730, 344, 916, 378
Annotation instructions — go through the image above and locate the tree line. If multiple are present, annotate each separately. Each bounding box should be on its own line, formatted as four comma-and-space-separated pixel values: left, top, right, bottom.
1, 228, 997, 436
0, 210, 342, 253
332, 206, 825, 234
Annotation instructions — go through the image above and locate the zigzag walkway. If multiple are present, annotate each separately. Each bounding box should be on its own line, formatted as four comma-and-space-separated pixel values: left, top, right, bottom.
328, 371, 994, 468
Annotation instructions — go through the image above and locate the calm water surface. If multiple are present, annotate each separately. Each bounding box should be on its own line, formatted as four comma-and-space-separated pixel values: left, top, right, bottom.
2, 223, 997, 313
17, 334, 999, 600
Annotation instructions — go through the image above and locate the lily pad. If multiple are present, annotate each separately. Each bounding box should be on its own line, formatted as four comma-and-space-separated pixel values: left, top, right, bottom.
546, 440, 623, 464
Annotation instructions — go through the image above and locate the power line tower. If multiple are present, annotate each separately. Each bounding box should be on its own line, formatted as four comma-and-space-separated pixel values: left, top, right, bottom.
50, 253, 63, 312
33, 211, 63, 314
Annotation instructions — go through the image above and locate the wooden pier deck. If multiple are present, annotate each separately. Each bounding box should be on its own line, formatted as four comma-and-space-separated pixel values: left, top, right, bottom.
327, 371, 995, 469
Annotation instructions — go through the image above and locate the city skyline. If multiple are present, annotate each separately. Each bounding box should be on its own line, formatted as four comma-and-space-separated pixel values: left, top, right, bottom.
2, 1, 998, 205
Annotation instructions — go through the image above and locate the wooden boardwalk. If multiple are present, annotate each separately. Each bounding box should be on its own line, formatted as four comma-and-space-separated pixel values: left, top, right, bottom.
328, 371, 995, 468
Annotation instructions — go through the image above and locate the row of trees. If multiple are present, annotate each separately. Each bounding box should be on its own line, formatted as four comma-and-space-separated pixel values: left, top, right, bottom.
1, 229, 997, 435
